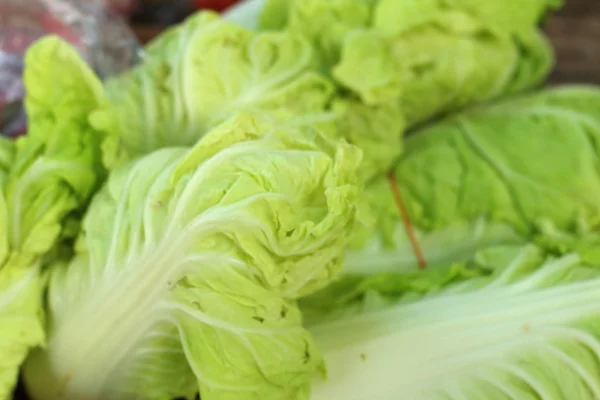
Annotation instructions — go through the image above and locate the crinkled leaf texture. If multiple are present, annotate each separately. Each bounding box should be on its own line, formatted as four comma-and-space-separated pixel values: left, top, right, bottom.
334, 8, 555, 126
0, 37, 106, 400
397, 85, 600, 234
255, 0, 557, 176
91, 11, 336, 167
257, 0, 407, 181
325, 99, 406, 182
258, 0, 559, 127
24, 114, 362, 400
372, 0, 562, 39
12, 36, 106, 254
0, 257, 43, 400
259, 0, 559, 69
345, 86, 600, 276
91, 9, 403, 182
0, 138, 42, 400
304, 243, 600, 399
261, 0, 373, 73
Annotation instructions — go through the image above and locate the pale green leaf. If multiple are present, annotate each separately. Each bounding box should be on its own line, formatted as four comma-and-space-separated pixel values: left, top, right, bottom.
24, 114, 362, 400
305, 243, 600, 399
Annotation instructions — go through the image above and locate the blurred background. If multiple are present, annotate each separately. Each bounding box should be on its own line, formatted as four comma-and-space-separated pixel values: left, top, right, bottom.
543, 0, 600, 84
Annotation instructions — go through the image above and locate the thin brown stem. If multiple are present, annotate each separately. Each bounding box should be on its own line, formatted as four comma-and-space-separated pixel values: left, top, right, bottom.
387, 171, 427, 270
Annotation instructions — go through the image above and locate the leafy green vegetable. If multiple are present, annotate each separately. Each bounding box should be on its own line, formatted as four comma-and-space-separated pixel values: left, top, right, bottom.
398, 85, 600, 234
24, 113, 362, 400
303, 243, 600, 399
373, 0, 562, 37
334, 4, 556, 126
262, 0, 373, 73
90, 10, 399, 182
327, 99, 405, 182
346, 86, 600, 275
8, 4, 593, 400
91, 11, 336, 167
0, 137, 38, 400
262, 0, 559, 127
259, 0, 291, 30
0, 37, 106, 399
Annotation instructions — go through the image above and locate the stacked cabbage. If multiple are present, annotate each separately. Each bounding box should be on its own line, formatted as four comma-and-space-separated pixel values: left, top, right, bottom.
8, 0, 600, 400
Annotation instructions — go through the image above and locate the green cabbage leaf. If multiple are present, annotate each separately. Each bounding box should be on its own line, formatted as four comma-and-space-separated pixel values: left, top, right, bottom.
91, 11, 336, 167
345, 86, 600, 275
262, 0, 373, 73
303, 242, 600, 399
24, 114, 362, 400
91, 10, 400, 182
0, 37, 106, 399
334, 0, 558, 126
261, 0, 561, 127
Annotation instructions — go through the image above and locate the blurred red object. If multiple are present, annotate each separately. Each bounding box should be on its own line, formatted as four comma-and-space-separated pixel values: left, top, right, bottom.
0, 1, 81, 136
0, 2, 81, 55
0, 0, 140, 137
192, 0, 240, 12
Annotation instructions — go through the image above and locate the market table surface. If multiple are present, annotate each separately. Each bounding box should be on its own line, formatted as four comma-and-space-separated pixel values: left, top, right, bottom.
132, 0, 600, 85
